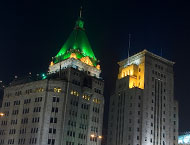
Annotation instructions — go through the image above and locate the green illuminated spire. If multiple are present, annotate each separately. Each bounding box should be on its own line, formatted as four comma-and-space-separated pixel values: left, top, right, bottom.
75, 6, 84, 29
75, 18, 84, 29
54, 9, 98, 66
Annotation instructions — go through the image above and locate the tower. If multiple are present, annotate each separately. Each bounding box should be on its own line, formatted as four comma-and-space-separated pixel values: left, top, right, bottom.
0, 12, 104, 145
107, 50, 178, 145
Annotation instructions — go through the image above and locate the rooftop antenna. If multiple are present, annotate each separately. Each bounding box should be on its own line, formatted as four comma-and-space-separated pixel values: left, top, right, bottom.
79, 6, 82, 18
161, 48, 163, 57
128, 34, 131, 65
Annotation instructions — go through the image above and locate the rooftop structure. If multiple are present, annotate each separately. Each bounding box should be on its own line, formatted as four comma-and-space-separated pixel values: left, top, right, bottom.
49, 15, 101, 78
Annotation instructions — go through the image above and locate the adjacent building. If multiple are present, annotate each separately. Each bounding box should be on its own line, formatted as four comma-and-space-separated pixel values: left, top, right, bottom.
107, 50, 178, 145
178, 132, 190, 145
0, 14, 104, 145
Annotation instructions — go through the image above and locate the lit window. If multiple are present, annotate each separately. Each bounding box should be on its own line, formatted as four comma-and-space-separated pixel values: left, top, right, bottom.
93, 98, 101, 104
70, 90, 79, 96
54, 88, 61, 93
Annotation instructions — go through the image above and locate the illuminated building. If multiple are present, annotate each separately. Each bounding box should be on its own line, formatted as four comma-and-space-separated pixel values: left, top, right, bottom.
48, 14, 101, 78
179, 132, 190, 145
0, 11, 104, 145
107, 50, 178, 145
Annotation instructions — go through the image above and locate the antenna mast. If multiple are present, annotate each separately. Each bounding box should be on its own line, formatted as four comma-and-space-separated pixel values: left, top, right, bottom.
79, 6, 82, 18
128, 34, 131, 65
161, 48, 163, 57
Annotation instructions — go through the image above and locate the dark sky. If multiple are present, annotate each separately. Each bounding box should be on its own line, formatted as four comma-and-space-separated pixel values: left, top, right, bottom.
1, 0, 190, 133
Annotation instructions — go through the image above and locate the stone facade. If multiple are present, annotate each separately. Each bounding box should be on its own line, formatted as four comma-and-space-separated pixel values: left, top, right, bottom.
49, 58, 101, 79
107, 50, 178, 145
0, 67, 104, 145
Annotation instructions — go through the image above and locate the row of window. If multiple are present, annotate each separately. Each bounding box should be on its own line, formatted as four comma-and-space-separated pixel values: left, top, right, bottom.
33, 107, 41, 113
49, 128, 56, 134
0, 130, 5, 135
82, 94, 90, 101
66, 131, 87, 140
67, 121, 92, 131
23, 108, 29, 114
53, 88, 62, 93
91, 126, 98, 132
80, 114, 88, 120
1, 121, 7, 126
152, 70, 166, 78
0, 138, 38, 145
93, 98, 101, 104
66, 141, 74, 145
15, 91, 22, 96
4, 97, 43, 108
18, 138, 25, 144
21, 118, 28, 124
79, 124, 87, 130
94, 80, 102, 86
72, 79, 80, 86
71, 90, 79, 96
12, 110, 19, 115
78, 133, 86, 139
4, 107, 41, 117
128, 127, 140, 132
90, 136, 97, 142
48, 139, 55, 145
13, 100, 20, 105
26, 89, 32, 94
2, 127, 38, 136
53, 97, 59, 102
81, 103, 89, 110
9, 129, 16, 135
20, 128, 26, 134
50, 117, 57, 123
5, 86, 62, 99
94, 88, 101, 94
24, 99, 31, 104
31, 128, 38, 133
68, 120, 76, 127
4, 102, 10, 107
67, 130, 75, 137
70, 99, 78, 107
29, 138, 37, 144
32, 117, 40, 123
7, 139, 14, 144
6, 88, 44, 98
52, 107, 58, 113
155, 63, 164, 70
92, 116, 99, 123
71, 91, 102, 105
69, 110, 77, 117
35, 97, 42, 102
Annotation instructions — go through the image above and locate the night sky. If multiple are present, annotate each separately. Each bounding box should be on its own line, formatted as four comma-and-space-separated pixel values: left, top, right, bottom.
1, 0, 190, 133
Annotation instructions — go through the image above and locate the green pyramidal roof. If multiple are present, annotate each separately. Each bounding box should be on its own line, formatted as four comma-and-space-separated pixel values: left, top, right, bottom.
55, 18, 97, 62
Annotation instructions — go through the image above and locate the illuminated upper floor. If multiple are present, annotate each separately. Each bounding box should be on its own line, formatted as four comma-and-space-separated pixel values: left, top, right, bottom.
118, 52, 145, 89
118, 49, 174, 89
